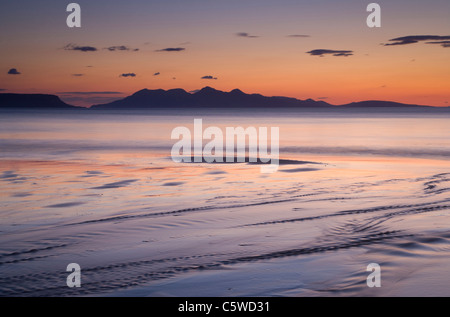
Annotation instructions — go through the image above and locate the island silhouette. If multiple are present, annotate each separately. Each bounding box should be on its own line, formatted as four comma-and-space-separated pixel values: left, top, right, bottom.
0, 87, 444, 110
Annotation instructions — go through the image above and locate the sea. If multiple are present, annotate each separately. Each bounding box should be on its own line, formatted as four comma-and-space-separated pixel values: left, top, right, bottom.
0, 108, 449, 296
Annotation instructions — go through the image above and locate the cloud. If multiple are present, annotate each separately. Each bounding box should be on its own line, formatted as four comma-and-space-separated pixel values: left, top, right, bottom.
119, 73, 136, 77
236, 32, 259, 38
72, 74, 84, 77
59, 91, 122, 95
306, 49, 353, 57
425, 40, 450, 48
64, 44, 98, 52
105, 46, 139, 52
317, 97, 328, 100
0, 89, 7, 92
287, 34, 310, 38
155, 47, 185, 52
201, 75, 218, 80
7, 68, 21, 75
154, 72, 160, 76
384, 35, 450, 47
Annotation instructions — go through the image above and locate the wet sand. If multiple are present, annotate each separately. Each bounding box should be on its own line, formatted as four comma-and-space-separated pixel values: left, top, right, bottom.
0, 111, 449, 296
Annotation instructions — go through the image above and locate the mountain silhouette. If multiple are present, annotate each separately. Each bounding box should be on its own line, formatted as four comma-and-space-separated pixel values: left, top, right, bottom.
0, 93, 76, 109
90, 87, 331, 109
0, 89, 440, 110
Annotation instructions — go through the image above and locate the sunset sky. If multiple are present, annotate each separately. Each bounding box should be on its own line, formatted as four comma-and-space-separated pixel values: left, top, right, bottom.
0, 0, 449, 107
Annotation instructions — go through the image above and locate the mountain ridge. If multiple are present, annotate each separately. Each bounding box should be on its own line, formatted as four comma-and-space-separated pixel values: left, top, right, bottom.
90, 87, 436, 109
0, 88, 443, 109
90, 86, 335, 109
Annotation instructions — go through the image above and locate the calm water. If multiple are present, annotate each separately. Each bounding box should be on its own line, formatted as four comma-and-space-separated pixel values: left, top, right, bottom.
1, 109, 450, 296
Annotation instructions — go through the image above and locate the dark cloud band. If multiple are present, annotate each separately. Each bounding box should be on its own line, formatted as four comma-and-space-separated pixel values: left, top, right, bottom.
385, 35, 450, 47
155, 48, 185, 52
306, 49, 353, 57
64, 44, 97, 52
119, 73, 136, 77
201, 75, 218, 80
106, 46, 139, 52
425, 40, 450, 48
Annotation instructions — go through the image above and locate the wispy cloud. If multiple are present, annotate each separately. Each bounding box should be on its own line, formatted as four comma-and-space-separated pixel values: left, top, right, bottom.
425, 40, 450, 48
64, 44, 97, 52
384, 35, 450, 47
7, 68, 21, 75
105, 45, 139, 52
59, 91, 123, 95
119, 73, 136, 77
236, 32, 259, 38
201, 75, 218, 80
306, 49, 353, 57
155, 47, 185, 52
65, 44, 140, 52
154, 72, 160, 76
71, 74, 84, 77
0, 89, 7, 92
287, 34, 310, 38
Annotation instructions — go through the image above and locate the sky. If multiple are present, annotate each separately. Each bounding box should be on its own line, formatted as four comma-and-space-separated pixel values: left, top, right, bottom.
0, 0, 449, 107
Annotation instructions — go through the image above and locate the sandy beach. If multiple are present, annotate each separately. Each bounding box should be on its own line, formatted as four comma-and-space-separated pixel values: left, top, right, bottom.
1, 110, 449, 296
